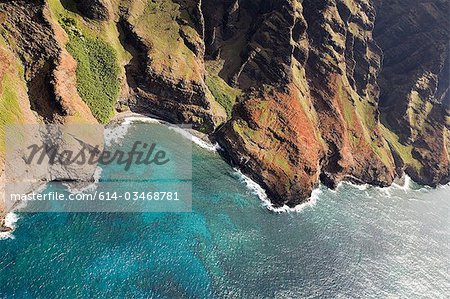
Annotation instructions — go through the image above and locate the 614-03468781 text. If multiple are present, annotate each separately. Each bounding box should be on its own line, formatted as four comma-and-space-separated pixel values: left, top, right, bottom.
8, 191, 181, 202
4, 123, 193, 213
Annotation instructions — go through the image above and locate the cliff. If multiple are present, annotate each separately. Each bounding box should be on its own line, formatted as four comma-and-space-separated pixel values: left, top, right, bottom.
373, 0, 450, 187
0, 0, 448, 220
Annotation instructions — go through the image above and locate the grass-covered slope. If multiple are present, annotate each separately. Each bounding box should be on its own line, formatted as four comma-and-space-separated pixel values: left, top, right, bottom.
0, 35, 34, 154
125, 0, 203, 82
48, 0, 124, 123
205, 61, 241, 118
60, 17, 120, 123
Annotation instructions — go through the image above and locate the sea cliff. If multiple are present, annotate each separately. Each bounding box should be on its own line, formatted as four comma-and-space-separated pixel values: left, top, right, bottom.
0, 0, 448, 225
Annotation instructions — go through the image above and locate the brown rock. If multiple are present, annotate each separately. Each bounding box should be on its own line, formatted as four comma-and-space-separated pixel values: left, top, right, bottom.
75, 0, 112, 20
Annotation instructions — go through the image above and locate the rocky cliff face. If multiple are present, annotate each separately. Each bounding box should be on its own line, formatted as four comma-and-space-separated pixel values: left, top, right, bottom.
373, 0, 450, 186
212, 0, 449, 206
0, 0, 97, 124
0, 0, 448, 218
216, 0, 398, 206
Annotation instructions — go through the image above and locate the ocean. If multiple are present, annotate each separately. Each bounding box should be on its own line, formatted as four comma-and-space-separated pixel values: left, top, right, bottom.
0, 120, 449, 298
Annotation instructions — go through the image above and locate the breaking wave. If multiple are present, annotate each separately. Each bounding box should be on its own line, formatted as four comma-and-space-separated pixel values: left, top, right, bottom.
234, 169, 320, 213
118, 115, 220, 152
0, 212, 19, 240
166, 126, 221, 152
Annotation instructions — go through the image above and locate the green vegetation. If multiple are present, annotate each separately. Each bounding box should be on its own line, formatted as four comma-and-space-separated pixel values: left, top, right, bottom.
205, 60, 241, 119
232, 119, 292, 174
256, 101, 272, 123
335, 77, 394, 167
407, 91, 433, 131
49, 0, 131, 63
46, 0, 128, 123
380, 124, 422, 171
0, 35, 27, 155
128, 0, 200, 81
273, 156, 291, 174
60, 17, 120, 123
206, 74, 241, 118
370, 141, 392, 168
0, 74, 23, 152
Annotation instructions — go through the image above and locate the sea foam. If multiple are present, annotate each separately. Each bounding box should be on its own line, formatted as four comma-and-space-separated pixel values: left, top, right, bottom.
166, 126, 221, 152
118, 115, 220, 152
390, 175, 412, 191
375, 175, 415, 198
0, 212, 18, 240
235, 169, 320, 213
105, 116, 160, 146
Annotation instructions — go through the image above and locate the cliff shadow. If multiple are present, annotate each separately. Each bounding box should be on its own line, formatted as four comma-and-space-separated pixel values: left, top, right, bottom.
116, 18, 145, 92
59, 0, 80, 15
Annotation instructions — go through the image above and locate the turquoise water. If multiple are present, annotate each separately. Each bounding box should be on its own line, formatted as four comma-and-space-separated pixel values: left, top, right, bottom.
0, 123, 449, 298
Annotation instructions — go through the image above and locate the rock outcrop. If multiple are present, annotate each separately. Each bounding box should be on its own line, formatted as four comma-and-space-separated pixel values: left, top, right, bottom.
117, 1, 227, 132
373, 0, 450, 186
216, 0, 397, 206
75, 0, 112, 20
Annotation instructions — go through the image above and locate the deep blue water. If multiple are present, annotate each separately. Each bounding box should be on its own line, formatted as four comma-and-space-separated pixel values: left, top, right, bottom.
0, 123, 449, 298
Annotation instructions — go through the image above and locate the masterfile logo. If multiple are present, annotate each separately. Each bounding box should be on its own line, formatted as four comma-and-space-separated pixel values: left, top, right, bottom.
3, 123, 192, 212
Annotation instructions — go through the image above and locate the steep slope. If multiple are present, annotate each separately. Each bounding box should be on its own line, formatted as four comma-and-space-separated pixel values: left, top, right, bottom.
0, 0, 448, 222
0, 33, 38, 231
216, 0, 397, 206
0, 0, 100, 230
373, 0, 450, 186
0, 0, 97, 124
116, 0, 227, 132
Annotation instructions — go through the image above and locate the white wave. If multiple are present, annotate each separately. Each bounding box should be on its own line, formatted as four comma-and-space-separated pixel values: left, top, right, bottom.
235, 169, 319, 213
336, 175, 419, 196
0, 212, 19, 240
438, 182, 450, 190
104, 123, 131, 147
342, 181, 370, 191
167, 126, 220, 152
235, 168, 269, 201
391, 175, 412, 191
119, 115, 220, 152
121, 116, 161, 125
266, 188, 320, 213
374, 175, 417, 198
331, 181, 345, 193
105, 116, 160, 146
192, 136, 221, 152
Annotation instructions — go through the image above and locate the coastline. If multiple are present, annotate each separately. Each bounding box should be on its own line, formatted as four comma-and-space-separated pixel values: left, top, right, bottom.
0, 111, 218, 235
109, 111, 219, 151
1, 111, 448, 236
109, 112, 439, 213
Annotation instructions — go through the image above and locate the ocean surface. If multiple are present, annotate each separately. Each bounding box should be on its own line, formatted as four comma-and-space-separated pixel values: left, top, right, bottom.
0, 121, 449, 298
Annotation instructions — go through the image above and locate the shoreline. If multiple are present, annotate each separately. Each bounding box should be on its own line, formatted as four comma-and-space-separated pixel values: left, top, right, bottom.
0, 111, 217, 235
110, 111, 218, 151
110, 112, 444, 213
1, 111, 448, 235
